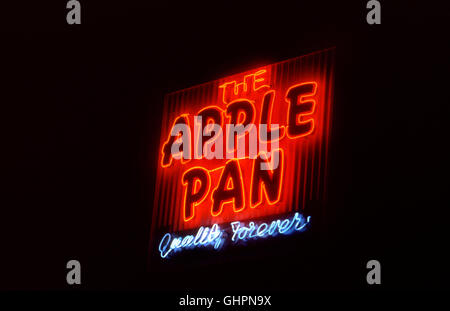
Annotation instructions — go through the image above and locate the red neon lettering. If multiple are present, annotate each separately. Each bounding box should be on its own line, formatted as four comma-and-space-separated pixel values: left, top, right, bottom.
211, 159, 245, 216
286, 82, 317, 139
162, 75, 320, 223
182, 167, 211, 222
260, 90, 286, 142
161, 114, 190, 168
250, 149, 284, 208
195, 105, 224, 159
219, 70, 270, 104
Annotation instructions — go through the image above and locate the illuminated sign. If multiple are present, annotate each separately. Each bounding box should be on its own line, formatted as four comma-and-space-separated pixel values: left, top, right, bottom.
151, 48, 335, 258
158, 212, 311, 258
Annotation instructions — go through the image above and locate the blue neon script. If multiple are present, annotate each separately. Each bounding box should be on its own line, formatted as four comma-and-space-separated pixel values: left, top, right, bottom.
230, 212, 310, 241
158, 212, 311, 258
158, 224, 224, 258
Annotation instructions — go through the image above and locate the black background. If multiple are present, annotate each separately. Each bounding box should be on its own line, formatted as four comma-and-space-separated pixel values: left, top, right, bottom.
1, 0, 449, 293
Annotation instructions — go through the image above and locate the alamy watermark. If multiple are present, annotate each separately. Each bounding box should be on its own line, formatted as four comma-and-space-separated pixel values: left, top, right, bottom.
167, 118, 280, 170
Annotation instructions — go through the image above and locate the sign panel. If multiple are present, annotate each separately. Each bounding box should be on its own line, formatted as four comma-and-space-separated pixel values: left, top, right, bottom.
151, 48, 335, 258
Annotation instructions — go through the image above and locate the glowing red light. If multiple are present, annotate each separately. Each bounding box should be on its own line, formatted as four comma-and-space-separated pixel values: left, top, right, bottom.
152, 48, 335, 234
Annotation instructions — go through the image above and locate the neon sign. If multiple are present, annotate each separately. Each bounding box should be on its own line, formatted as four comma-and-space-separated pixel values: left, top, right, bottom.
159, 212, 311, 258
151, 48, 334, 258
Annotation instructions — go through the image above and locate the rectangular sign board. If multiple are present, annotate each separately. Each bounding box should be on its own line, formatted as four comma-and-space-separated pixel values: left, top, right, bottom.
151, 48, 335, 259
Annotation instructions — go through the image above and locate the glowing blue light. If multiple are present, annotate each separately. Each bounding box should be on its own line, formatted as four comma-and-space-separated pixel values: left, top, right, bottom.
230, 212, 311, 243
158, 223, 225, 258
158, 212, 311, 258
